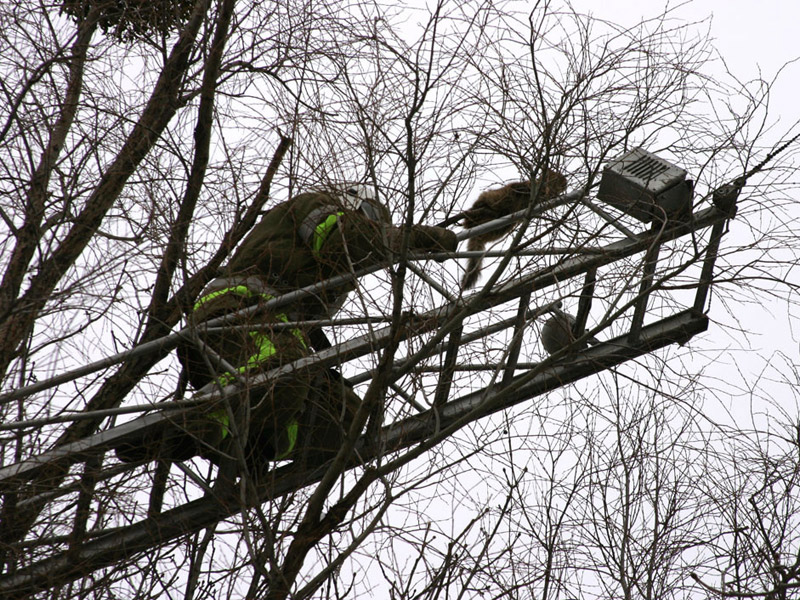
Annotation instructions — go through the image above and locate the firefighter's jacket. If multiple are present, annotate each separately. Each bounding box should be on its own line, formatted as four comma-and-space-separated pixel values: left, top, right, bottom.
224, 190, 394, 319
177, 275, 312, 461
174, 190, 441, 464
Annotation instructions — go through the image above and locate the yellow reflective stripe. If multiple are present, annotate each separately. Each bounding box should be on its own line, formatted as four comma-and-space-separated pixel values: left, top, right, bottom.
211, 332, 276, 389
209, 409, 231, 439
194, 286, 278, 312
195, 287, 300, 335
216, 372, 236, 387
245, 331, 277, 367
276, 419, 299, 459
312, 212, 344, 255
291, 328, 307, 347
272, 310, 307, 348
209, 324, 306, 390
195, 285, 254, 311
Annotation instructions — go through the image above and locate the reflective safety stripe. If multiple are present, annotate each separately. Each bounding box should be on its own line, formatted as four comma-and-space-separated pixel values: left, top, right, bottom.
195, 285, 253, 311
298, 205, 340, 248
212, 332, 276, 388
193, 285, 307, 350
209, 409, 231, 439
312, 212, 344, 255
276, 419, 299, 459
215, 372, 236, 387
194, 285, 275, 312
245, 331, 277, 367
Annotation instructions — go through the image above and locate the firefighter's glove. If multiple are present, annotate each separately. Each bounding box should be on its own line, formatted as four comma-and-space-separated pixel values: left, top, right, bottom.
387, 225, 457, 261
410, 225, 457, 260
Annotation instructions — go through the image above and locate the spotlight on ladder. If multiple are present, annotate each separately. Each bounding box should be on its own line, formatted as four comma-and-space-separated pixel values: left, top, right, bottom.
597, 147, 694, 223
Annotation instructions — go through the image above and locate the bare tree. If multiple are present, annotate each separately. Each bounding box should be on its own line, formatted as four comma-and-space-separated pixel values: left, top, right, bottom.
0, 0, 798, 598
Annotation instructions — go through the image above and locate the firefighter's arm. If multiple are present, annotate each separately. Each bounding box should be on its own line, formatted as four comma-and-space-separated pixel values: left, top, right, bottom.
385, 224, 457, 257
304, 208, 456, 261
336, 215, 457, 260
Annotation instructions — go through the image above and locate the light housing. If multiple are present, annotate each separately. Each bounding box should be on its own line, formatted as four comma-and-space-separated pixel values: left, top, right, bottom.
597, 147, 693, 223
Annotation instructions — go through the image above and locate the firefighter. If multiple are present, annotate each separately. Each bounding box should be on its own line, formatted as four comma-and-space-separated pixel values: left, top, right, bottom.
115, 184, 456, 470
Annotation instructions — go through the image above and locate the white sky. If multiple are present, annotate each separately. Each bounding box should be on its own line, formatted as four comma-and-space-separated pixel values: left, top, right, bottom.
570, 0, 800, 135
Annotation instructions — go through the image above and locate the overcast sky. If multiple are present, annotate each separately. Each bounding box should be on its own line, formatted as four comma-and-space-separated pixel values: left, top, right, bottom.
569, 0, 800, 137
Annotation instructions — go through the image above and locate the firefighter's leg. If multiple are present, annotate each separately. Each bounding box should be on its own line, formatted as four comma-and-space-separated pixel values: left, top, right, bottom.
296, 368, 362, 467
165, 397, 229, 462
242, 371, 311, 472
113, 421, 171, 463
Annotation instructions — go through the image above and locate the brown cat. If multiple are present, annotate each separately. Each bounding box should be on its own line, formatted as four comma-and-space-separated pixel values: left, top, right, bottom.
461, 169, 567, 288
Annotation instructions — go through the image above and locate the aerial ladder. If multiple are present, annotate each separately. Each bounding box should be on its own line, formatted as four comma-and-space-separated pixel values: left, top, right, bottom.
0, 148, 740, 598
